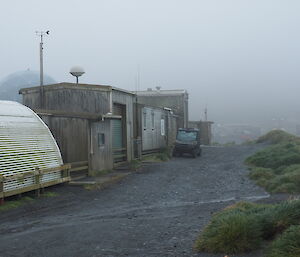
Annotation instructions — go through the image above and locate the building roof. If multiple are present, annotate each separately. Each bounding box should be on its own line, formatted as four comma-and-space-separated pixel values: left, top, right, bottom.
19, 82, 136, 96
0, 101, 63, 177
19, 82, 112, 94
134, 89, 188, 96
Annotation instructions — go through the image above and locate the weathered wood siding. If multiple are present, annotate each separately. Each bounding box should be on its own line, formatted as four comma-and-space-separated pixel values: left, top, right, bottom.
22, 85, 110, 114
41, 115, 89, 163
167, 114, 178, 148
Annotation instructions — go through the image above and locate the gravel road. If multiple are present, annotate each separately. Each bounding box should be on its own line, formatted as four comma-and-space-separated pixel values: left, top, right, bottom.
0, 145, 271, 257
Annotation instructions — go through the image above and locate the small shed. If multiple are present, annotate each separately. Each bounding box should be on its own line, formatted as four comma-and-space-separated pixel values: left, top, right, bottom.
0, 101, 69, 200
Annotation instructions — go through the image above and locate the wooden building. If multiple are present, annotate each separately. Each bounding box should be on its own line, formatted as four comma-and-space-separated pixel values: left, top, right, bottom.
20, 83, 135, 175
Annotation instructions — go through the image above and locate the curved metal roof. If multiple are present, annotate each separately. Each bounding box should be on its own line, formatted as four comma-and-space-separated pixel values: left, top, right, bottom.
0, 101, 63, 192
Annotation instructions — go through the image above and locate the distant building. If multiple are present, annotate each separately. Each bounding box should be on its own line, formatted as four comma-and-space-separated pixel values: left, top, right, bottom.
188, 121, 214, 145
135, 88, 189, 128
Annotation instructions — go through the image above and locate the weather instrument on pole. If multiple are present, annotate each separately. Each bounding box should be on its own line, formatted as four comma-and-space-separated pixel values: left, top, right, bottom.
69, 66, 85, 84
35, 30, 49, 108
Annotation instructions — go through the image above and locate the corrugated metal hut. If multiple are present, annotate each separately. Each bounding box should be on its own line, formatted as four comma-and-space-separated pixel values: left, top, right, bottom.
0, 101, 69, 201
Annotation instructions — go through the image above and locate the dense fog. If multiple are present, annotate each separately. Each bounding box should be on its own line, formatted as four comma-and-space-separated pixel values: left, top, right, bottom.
1, 0, 300, 141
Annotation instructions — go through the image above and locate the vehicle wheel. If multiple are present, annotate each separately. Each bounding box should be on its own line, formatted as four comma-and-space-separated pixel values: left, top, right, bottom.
192, 150, 197, 158
197, 149, 201, 156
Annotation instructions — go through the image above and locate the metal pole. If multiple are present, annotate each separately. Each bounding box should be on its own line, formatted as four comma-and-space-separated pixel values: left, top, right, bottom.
40, 35, 44, 109
40, 34, 44, 87
36, 30, 49, 109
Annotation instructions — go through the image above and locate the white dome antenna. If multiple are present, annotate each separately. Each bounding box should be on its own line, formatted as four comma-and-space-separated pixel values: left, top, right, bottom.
69, 66, 85, 84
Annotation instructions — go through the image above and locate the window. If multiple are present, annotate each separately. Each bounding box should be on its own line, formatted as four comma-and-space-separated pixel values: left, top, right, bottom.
143, 111, 147, 129
98, 133, 105, 147
151, 112, 155, 129
176, 130, 197, 142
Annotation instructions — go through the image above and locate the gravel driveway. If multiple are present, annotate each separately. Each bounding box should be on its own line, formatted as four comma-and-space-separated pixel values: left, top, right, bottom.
0, 145, 270, 257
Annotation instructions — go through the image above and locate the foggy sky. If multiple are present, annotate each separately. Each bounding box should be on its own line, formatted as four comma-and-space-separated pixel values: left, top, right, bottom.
1, 0, 300, 124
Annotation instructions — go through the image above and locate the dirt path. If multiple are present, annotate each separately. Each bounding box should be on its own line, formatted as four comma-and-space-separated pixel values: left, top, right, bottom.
0, 145, 269, 257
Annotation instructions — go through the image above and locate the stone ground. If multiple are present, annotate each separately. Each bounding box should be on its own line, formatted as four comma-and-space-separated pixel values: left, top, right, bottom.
0, 145, 283, 257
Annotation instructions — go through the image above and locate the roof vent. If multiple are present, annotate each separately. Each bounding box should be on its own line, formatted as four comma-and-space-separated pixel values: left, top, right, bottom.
156, 86, 161, 91
147, 88, 152, 91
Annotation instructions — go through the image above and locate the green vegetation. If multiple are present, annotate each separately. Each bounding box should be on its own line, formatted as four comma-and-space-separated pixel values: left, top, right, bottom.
195, 200, 300, 255
41, 191, 58, 197
129, 159, 141, 171
195, 130, 300, 255
246, 130, 300, 193
0, 196, 34, 212
142, 148, 171, 162
0, 190, 58, 212
90, 169, 112, 177
256, 130, 299, 144
265, 225, 300, 257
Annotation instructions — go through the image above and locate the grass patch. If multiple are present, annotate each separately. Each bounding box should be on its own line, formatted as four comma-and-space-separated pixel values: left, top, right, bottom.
129, 159, 141, 171
265, 225, 300, 257
142, 148, 171, 162
0, 196, 34, 212
41, 191, 58, 197
246, 130, 300, 193
246, 142, 300, 169
256, 130, 299, 144
195, 200, 300, 255
0, 190, 59, 212
90, 169, 112, 177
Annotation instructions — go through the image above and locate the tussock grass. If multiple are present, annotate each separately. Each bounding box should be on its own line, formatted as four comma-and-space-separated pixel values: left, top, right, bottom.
246, 130, 300, 193
195, 200, 300, 255
265, 225, 300, 257
256, 130, 299, 144
246, 142, 300, 169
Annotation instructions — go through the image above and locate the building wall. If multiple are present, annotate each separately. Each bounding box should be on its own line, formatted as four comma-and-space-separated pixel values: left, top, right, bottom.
137, 93, 188, 128
167, 114, 178, 149
40, 115, 89, 163
112, 90, 134, 161
21, 84, 110, 114
141, 107, 167, 151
